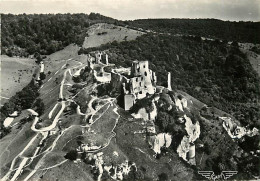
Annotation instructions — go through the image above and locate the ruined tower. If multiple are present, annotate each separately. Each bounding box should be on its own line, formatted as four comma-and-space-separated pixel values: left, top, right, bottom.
167, 72, 172, 91
101, 54, 109, 65
95, 52, 102, 63
114, 60, 157, 110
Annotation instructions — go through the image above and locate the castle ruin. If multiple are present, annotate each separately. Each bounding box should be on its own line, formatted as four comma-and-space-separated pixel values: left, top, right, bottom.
87, 52, 174, 111
110, 60, 157, 110
87, 51, 112, 83
94, 51, 109, 65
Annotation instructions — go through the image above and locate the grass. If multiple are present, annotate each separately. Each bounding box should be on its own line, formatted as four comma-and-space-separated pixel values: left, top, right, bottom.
11, 156, 24, 171
59, 113, 83, 129
46, 44, 80, 62
38, 103, 62, 128
36, 151, 66, 170
0, 44, 90, 180
0, 55, 36, 106
82, 23, 144, 49
91, 104, 118, 136
91, 103, 110, 122
61, 103, 119, 152
40, 134, 58, 153
101, 138, 129, 166
54, 125, 82, 152
21, 134, 43, 157
28, 159, 94, 181
8, 109, 31, 127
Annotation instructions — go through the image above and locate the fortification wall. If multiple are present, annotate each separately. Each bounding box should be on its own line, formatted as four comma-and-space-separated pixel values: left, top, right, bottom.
110, 71, 128, 93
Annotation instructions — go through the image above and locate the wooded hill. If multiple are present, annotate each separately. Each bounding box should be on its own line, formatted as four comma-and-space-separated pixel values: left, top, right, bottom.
123, 19, 260, 44
1, 13, 116, 57
1, 13, 260, 57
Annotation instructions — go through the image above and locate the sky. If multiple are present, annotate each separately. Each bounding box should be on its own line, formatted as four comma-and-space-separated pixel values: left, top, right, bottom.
0, 0, 259, 21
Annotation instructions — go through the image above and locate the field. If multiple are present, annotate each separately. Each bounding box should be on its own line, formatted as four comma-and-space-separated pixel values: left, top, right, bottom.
0, 55, 36, 106
82, 23, 144, 49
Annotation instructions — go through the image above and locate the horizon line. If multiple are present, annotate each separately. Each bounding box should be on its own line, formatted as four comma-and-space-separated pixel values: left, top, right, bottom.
1, 12, 259, 23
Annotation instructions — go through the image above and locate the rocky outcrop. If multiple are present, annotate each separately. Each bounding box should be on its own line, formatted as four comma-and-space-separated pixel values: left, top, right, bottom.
3, 111, 19, 127
148, 133, 172, 155
175, 96, 188, 112
184, 115, 200, 143
177, 135, 190, 161
177, 114, 200, 165
131, 100, 157, 121
85, 152, 136, 181
220, 117, 259, 139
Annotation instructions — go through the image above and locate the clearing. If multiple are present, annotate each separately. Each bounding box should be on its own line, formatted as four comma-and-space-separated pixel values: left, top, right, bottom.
82, 23, 144, 49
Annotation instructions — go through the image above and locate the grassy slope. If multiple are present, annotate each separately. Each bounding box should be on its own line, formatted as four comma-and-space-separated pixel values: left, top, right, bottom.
83, 23, 144, 49
239, 43, 260, 77
0, 56, 36, 106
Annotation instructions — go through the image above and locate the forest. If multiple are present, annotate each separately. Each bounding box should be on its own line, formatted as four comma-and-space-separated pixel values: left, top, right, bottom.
122, 19, 260, 44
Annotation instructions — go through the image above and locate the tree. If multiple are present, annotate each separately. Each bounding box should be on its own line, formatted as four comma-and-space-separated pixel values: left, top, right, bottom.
39, 72, 46, 80
64, 150, 78, 160
33, 98, 45, 116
